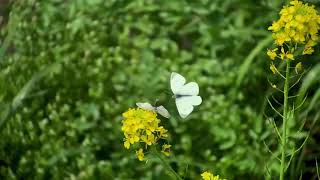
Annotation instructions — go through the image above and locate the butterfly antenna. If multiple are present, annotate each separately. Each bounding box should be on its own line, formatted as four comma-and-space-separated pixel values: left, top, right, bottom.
154, 99, 159, 106
164, 89, 171, 95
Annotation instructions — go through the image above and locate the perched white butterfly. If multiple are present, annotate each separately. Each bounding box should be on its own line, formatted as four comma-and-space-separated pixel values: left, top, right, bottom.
136, 102, 171, 118
170, 72, 202, 118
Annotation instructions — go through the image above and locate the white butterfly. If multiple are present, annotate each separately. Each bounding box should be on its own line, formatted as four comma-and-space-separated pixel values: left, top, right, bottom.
136, 102, 171, 118
170, 72, 202, 118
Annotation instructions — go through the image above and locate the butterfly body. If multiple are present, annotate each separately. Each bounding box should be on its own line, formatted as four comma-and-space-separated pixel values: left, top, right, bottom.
174, 94, 194, 99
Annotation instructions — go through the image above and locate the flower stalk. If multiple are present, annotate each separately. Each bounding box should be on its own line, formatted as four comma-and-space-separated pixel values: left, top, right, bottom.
151, 146, 183, 180
280, 60, 290, 180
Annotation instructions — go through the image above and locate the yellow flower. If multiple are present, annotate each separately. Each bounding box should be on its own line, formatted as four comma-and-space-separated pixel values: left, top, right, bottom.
136, 148, 144, 161
270, 64, 278, 74
267, 48, 278, 60
157, 126, 168, 138
303, 40, 316, 55
295, 62, 303, 74
273, 32, 290, 46
201, 171, 226, 180
124, 140, 130, 149
303, 47, 314, 55
280, 47, 294, 60
268, 21, 282, 32
161, 144, 172, 156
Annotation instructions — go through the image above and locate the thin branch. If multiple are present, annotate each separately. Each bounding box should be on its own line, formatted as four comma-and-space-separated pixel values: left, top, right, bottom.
267, 78, 283, 93
263, 141, 281, 162
294, 94, 308, 111
299, 171, 303, 180
278, 69, 287, 73
289, 75, 303, 90
316, 158, 320, 180
274, 86, 284, 93
267, 117, 282, 141
277, 71, 287, 80
151, 146, 183, 180
288, 94, 300, 99
298, 113, 320, 132
285, 152, 295, 172
267, 98, 284, 118
269, 68, 286, 79
267, 78, 284, 93
265, 164, 272, 178
271, 95, 283, 106
288, 133, 310, 157
291, 103, 316, 137
285, 133, 310, 172
295, 112, 320, 176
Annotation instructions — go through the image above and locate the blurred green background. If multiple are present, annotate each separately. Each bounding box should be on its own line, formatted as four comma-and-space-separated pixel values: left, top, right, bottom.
1, 0, 320, 179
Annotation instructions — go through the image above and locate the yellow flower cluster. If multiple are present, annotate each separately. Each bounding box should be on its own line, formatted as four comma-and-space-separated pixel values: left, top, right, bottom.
269, 0, 320, 46
201, 171, 226, 180
122, 108, 170, 161
267, 0, 320, 63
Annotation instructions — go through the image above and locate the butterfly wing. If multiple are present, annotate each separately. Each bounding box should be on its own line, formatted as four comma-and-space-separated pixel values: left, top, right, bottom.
176, 96, 202, 118
156, 106, 171, 118
136, 102, 155, 111
171, 72, 202, 118
170, 72, 186, 95
177, 82, 199, 96
137, 103, 170, 118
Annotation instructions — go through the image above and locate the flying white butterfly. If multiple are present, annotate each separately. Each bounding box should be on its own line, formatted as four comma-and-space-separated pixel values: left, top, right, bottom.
136, 102, 171, 118
170, 72, 202, 118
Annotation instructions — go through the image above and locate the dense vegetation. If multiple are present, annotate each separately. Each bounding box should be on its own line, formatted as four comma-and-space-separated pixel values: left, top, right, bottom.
0, 0, 320, 179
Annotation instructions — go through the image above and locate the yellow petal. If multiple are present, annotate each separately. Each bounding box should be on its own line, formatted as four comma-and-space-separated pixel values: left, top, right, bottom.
286, 53, 294, 60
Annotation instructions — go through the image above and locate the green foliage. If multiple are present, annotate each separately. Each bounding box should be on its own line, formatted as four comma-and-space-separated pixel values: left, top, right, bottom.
1, 0, 320, 179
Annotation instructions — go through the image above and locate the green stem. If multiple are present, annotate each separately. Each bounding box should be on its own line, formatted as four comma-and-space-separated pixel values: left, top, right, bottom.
151, 146, 183, 180
280, 60, 290, 180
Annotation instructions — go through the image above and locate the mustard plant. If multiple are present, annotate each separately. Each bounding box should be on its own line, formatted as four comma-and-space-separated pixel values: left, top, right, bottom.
267, 1, 320, 179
